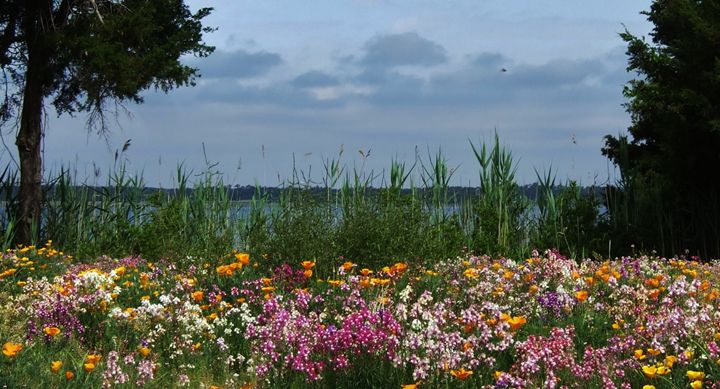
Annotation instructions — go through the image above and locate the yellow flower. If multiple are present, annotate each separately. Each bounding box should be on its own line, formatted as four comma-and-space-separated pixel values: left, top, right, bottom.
687, 371, 705, 381
529, 285, 539, 294
494, 371, 505, 380
51, 360, 63, 373
656, 365, 670, 375
44, 326, 61, 337
642, 386, 656, 389
401, 382, 421, 389
84, 363, 95, 372
690, 380, 703, 389
65, 371, 74, 381
684, 350, 694, 360
114, 266, 126, 276
642, 365, 657, 378
138, 347, 151, 357
635, 349, 647, 360
463, 268, 478, 279
2, 342, 22, 358
209, 386, 221, 389
665, 355, 677, 367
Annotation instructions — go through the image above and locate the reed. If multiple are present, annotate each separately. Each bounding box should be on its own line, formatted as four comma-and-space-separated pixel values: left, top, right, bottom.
0, 135, 649, 262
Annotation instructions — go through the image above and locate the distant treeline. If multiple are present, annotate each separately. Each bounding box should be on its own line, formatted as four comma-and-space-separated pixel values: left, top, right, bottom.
0, 183, 602, 203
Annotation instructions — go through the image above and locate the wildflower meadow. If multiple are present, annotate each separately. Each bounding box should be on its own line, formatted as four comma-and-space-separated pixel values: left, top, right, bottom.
1, 242, 719, 388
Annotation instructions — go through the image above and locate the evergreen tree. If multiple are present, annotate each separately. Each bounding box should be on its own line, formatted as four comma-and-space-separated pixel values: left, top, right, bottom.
603, 0, 720, 256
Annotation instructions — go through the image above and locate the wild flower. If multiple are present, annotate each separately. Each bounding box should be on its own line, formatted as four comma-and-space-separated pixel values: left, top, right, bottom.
2, 342, 22, 357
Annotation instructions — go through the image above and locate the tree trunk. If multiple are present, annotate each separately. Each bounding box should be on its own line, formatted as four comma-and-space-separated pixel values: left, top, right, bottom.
14, 46, 44, 245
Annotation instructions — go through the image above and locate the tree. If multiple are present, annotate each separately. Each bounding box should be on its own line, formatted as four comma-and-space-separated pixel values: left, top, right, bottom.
0, 1, 214, 244
603, 0, 720, 256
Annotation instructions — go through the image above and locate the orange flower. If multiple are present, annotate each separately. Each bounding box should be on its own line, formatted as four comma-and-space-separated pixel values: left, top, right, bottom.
65, 371, 74, 381
192, 291, 204, 302
216, 265, 234, 277
575, 290, 589, 302
341, 261, 355, 271
359, 268, 373, 277
301, 261, 315, 270
392, 262, 408, 274
303, 269, 313, 278
529, 284, 539, 294
327, 280, 344, 287
138, 347, 151, 357
44, 326, 61, 337
450, 367, 473, 380
51, 360, 63, 373
2, 342, 22, 358
584, 277, 594, 286
401, 382, 421, 389
85, 354, 102, 364
507, 316, 527, 331
235, 253, 250, 265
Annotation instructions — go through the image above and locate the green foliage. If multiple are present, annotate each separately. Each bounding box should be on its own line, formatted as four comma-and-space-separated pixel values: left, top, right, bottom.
603, 0, 720, 257
1, 1, 214, 119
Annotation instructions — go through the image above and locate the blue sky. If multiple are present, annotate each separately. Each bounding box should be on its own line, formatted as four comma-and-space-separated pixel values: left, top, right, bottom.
12, 1, 654, 188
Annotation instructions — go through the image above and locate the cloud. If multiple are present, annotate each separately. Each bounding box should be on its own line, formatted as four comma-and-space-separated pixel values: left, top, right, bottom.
290, 71, 340, 88
360, 32, 447, 68
352, 51, 625, 107
190, 49, 283, 79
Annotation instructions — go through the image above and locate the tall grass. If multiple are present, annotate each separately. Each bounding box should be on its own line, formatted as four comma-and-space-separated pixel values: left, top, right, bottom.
0, 136, 617, 263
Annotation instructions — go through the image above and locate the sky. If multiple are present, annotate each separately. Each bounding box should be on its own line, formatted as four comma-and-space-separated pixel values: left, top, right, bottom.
1, 1, 655, 188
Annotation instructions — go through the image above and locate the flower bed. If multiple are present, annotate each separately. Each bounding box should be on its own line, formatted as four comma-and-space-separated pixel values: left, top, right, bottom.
1, 244, 719, 388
